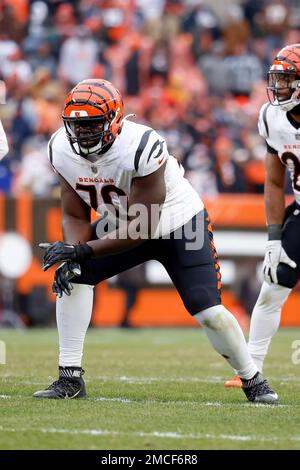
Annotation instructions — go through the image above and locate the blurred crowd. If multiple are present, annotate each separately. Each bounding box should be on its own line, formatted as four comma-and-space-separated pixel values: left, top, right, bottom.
0, 0, 298, 197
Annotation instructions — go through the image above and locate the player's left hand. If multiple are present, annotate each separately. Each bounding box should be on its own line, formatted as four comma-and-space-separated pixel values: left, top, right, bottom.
263, 240, 297, 284
39, 241, 93, 271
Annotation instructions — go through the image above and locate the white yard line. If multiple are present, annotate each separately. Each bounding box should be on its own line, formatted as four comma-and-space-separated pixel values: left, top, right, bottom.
0, 425, 299, 443
92, 397, 287, 408
95, 375, 224, 384
0, 393, 289, 408
93, 396, 223, 406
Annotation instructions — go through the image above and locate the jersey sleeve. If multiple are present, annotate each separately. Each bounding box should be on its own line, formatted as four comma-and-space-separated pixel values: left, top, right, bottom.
0, 120, 9, 160
258, 103, 270, 140
133, 128, 169, 177
257, 103, 279, 154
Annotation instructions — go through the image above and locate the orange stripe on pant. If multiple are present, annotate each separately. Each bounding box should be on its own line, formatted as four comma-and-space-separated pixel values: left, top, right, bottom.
206, 212, 222, 291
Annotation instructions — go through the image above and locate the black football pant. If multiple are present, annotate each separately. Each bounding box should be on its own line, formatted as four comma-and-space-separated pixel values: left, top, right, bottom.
73, 210, 222, 315
277, 201, 300, 288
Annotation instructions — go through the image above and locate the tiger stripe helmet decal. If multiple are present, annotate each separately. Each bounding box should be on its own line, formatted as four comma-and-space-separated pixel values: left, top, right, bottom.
62, 79, 124, 158
267, 44, 300, 112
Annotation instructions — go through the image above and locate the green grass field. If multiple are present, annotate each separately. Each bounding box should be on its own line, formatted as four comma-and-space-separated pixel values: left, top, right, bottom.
0, 327, 300, 450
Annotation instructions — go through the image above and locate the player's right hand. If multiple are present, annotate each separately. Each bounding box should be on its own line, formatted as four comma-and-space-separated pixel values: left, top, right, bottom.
263, 240, 297, 284
53, 261, 81, 298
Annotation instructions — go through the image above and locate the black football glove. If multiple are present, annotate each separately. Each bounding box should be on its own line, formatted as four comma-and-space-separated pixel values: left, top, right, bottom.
39, 241, 93, 271
53, 261, 82, 298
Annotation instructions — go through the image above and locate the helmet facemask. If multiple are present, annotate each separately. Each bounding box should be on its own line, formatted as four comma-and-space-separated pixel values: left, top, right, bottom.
63, 110, 117, 160
267, 71, 300, 112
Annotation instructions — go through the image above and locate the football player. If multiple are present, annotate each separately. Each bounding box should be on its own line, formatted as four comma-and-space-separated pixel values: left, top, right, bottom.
225, 44, 300, 388
34, 79, 277, 403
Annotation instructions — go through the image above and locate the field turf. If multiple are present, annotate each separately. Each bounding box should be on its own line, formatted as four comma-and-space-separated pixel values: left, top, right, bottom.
0, 327, 300, 450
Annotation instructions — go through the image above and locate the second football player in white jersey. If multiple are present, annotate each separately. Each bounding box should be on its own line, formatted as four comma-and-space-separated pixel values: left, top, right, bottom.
225, 44, 300, 387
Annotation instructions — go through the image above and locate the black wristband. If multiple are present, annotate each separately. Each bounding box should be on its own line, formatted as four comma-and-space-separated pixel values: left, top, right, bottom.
74, 244, 94, 262
267, 224, 282, 241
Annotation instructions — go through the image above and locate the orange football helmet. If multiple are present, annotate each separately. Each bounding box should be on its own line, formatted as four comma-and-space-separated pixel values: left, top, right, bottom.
267, 44, 300, 111
62, 79, 124, 158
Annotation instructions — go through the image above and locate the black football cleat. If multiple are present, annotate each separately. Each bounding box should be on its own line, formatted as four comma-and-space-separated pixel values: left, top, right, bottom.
33, 366, 86, 399
241, 372, 278, 404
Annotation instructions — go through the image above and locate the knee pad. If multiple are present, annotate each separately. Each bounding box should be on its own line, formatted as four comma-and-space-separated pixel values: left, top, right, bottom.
277, 262, 300, 288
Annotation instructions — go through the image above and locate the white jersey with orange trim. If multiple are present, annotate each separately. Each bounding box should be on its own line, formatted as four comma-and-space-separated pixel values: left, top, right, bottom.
48, 119, 203, 238
258, 102, 300, 204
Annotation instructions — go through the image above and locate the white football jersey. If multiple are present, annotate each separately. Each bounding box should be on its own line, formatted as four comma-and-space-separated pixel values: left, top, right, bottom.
48, 119, 203, 238
258, 103, 300, 204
